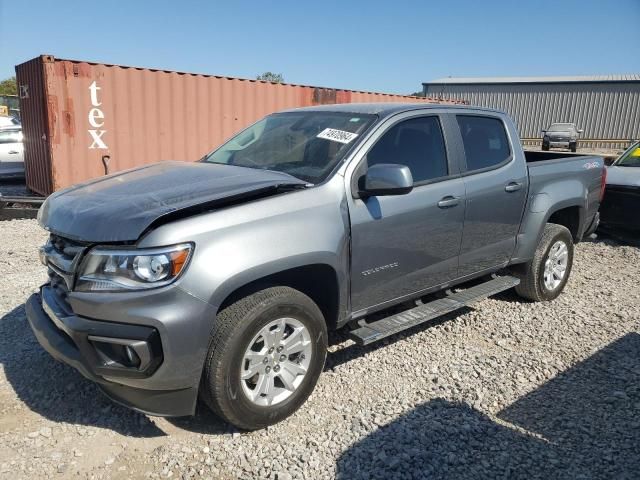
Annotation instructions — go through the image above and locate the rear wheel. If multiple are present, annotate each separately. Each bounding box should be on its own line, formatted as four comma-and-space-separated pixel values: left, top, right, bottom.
200, 287, 327, 430
514, 223, 574, 302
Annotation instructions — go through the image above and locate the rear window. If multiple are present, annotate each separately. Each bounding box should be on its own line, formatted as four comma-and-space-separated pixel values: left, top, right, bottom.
456, 115, 511, 172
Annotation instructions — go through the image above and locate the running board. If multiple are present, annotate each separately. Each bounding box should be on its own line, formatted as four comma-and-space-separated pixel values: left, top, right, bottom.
349, 275, 520, 345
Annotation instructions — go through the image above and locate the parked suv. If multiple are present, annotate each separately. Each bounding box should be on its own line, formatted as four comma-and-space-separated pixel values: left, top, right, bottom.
542, 123, 583, 152
27, 104, 604, 430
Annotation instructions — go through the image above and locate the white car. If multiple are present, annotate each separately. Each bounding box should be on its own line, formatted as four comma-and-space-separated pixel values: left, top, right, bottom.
0, 127, 24, 178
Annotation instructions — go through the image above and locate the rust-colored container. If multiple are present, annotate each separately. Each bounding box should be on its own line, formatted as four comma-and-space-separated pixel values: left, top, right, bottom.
16, 55, 461, 196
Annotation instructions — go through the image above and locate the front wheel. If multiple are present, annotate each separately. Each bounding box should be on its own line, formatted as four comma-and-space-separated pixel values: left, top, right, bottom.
514, 223, 574, 302
200, 287, 327, 430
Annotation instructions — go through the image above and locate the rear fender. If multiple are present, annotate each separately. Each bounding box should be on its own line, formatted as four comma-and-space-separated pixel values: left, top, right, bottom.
511, 180, 586, 263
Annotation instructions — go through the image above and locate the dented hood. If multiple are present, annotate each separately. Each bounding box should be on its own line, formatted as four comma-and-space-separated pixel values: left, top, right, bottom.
38, 161, 307, 243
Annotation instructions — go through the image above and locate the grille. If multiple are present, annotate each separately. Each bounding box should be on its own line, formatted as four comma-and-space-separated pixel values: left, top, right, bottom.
49, 234, 85, 262
48, 269, 70, 307
45, 234, 87, 314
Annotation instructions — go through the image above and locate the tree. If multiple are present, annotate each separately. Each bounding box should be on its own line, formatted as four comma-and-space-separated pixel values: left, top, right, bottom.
408, 90, 425, 97
256, 72, 284, 83
0, 76, 17, 96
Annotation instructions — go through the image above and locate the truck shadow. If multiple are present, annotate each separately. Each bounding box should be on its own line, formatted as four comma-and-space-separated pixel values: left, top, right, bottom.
0, 304, 166, 437
336, 332, 640, 479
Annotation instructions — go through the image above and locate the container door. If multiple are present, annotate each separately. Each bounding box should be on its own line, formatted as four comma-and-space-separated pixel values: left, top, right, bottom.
15, 56, 52, 195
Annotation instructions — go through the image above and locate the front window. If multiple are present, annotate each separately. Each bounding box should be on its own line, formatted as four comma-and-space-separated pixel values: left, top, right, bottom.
203, 112, 376, 184
615, 142, 640, 167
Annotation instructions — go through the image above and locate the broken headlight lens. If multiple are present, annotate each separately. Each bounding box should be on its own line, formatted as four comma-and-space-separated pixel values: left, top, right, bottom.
76, 243, 192, 292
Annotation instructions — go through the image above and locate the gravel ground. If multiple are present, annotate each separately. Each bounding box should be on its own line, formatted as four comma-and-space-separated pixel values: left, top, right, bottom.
0, 218, 638, 479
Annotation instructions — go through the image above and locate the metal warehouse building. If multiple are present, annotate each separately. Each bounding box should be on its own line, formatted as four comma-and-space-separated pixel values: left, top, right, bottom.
423, 75, 640, 149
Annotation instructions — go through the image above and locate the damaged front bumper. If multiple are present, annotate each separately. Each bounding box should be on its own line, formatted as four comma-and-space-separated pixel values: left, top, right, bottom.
26, 284, 216, 417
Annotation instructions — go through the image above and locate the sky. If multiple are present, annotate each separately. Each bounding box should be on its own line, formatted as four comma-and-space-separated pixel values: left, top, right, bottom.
1, 0, 639, 94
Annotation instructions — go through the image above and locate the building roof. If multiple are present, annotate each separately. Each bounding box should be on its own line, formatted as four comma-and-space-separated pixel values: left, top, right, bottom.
424, 74, 640, 85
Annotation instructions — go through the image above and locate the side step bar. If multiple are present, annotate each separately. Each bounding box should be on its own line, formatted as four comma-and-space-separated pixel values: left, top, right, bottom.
349, 275, 520, 345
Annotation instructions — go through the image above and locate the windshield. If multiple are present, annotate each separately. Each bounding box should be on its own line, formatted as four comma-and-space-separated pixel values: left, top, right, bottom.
203, 112, 376, 183
615, 142, 640, 167
548, 124, 573, 132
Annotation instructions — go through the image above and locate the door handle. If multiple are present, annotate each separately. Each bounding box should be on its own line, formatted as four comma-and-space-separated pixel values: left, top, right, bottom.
438, 196, 460, 208
8, 150, 19, 155
505, 182, 522, 193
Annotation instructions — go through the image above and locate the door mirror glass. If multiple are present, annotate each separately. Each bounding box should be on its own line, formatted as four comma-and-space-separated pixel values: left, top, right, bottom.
360, 163, 413, 197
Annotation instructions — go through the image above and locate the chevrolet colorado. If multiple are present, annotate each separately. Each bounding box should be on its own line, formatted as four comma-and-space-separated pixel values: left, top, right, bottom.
27, 104, 605, 430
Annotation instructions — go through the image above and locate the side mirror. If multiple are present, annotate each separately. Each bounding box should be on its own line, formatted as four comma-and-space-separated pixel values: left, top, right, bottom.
359, 163, 413, 197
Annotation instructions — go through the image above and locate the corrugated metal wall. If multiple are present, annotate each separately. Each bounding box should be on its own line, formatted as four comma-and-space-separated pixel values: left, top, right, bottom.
17, 55, 460, 196
423, 82, 640, 149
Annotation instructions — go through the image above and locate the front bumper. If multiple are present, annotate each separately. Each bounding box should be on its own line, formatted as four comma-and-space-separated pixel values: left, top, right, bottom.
599, 185, 640, 231
545, 139, 573, 147
26, 284, 216, 416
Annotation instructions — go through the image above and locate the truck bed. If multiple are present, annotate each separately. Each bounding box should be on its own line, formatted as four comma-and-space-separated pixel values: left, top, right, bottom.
524, 150, 594, 163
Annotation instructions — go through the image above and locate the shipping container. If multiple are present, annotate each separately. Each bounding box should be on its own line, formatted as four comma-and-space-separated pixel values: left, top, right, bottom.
16, 55, 462, 196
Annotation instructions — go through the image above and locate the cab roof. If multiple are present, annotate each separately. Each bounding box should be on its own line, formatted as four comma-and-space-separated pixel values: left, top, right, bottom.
281, 102, 506, 118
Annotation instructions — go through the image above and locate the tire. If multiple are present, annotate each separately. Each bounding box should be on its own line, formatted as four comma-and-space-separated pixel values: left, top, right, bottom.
514, 223, 574, 302
570, 142, 577, 153
200, 286, 327, 430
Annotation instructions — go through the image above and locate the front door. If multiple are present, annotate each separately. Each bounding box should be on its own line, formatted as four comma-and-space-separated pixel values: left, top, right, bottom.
348, 114, 465, 313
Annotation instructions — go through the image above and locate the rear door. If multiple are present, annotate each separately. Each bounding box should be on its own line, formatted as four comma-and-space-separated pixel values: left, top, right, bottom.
453, 113, 528, 276
347, 112, 465, 313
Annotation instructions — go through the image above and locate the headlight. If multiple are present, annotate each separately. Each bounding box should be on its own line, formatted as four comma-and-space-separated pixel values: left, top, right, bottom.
76, 243, 192, 292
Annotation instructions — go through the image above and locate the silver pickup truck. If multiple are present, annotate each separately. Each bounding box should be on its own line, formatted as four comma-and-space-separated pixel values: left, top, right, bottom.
27, 104, 604, 430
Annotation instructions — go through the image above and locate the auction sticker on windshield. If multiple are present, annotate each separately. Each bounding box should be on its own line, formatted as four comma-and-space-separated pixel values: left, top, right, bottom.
317, 128, 359, 144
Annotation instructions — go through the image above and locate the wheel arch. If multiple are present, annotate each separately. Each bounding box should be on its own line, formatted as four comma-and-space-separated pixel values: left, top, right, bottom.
511, 198, 585, 264
213, 261, 345, 331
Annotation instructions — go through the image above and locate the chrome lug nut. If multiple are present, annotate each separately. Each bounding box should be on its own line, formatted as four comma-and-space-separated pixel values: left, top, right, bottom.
277, 346, 284, 353
273, 365, 280, 372
265, 366, 271, 373
263, 357, 269, 364
279, 354, 287, 362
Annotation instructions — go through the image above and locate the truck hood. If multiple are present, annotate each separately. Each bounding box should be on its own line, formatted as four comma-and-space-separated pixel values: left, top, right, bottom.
38, 161, 307, 243
606, 165, 640, 188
